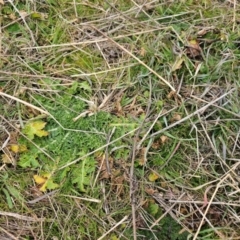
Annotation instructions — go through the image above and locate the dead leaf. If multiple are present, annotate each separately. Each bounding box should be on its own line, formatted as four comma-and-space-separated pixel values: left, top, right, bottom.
170, 113, 182, 122
194, 61, 202, 70
145, 188, 156, 195
9, 13, 17, 20
160, 135, 168, 144
26, 106, 43, 117
167, 90, 177, 99
9, 131, 19, 144
197, 27, 215, 37
114, 98, 123, 116
186, 39, 201, 58
19, 10, 28, 18
151, 138, 161, 149
1, 144, 17, 166
138, 147, 147, 166
124, 96, 145, 117
160, 182, 167, 188
28, 186, 43, 199
1, 153, 13, 164
96, 152, 113, 180
140, 47, 146, 56
112, 175, 125, 197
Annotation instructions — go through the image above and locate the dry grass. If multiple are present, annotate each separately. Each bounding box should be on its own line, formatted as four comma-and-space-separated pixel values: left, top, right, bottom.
1, 0, 240, 239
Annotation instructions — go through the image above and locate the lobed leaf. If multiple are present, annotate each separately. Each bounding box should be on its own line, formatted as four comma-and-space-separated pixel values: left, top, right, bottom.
22, 120, 49, 140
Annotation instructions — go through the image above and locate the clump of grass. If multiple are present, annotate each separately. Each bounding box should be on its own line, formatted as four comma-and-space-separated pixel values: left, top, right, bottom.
1, 0, 240, 239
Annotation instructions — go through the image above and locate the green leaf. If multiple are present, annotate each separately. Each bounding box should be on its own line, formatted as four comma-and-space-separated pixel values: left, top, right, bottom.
79, 81, 92, 92
67, 81, 79, 94
45, 178, 59, 191
2, 188, 13, 209
34, 173, 59, 192
6, 23, 21, 33
58, 167, 70, 182
30, 12, 46, 20
148, 202, 159, 216
6, 185, 25, 203
18, 153, 40, 168
71, 157, 96, 192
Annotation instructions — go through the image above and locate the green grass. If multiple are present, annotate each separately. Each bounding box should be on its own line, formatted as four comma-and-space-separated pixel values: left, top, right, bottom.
1, 0, 240, 239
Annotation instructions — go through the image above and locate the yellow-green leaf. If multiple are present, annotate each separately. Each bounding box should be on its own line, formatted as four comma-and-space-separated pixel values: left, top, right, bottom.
42, 178, 59, 192
10, 144, 27, 153
34, 174, 47, 185
171, 56, 184, 71
1, 154, 12, 164
148, 172, 159, 182
30, 12, 47, 20
23, 120, 49, 140
34, 173, 59, 192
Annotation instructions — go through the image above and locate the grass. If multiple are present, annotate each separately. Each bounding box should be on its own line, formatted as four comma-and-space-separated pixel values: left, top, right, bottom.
1, 0, 240, 239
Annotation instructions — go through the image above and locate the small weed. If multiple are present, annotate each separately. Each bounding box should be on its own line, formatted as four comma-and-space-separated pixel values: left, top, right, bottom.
1, 0, 240, 239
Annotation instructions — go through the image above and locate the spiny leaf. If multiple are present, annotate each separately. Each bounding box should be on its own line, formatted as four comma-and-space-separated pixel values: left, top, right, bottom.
43, 178, 59, 191
79, 81, 92, 92
71, 156, 96, 192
